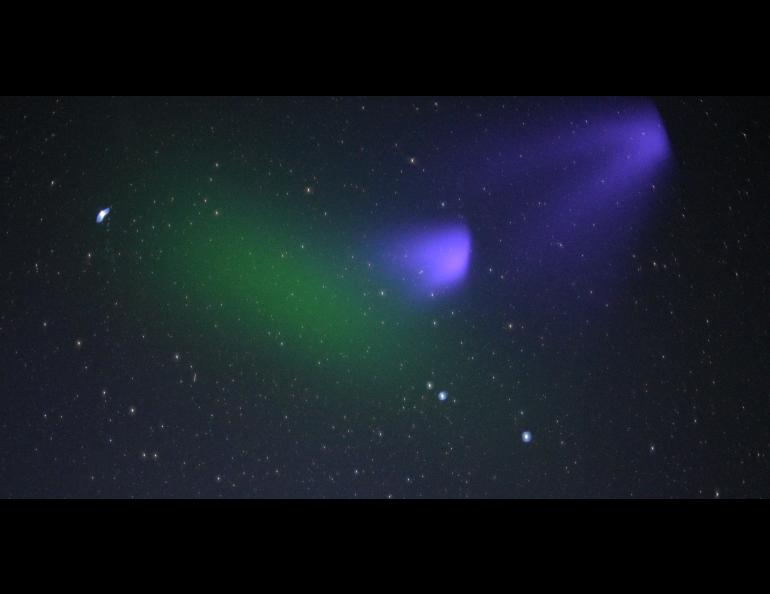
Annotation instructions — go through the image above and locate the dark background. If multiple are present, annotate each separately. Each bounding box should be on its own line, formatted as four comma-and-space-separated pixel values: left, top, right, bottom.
1, 96, 768, 498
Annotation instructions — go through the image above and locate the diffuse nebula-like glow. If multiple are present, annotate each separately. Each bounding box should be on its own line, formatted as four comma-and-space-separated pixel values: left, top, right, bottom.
144, 201, 457, 394
457, 99, 672, 211
380, 224, 472, 297
569, 105, 672, 199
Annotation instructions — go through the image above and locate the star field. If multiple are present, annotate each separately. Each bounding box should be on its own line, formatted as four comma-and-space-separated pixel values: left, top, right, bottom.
1, 96, 769, 498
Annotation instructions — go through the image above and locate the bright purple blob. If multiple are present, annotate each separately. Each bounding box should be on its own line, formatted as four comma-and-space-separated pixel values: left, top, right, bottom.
383, 224, 471, 296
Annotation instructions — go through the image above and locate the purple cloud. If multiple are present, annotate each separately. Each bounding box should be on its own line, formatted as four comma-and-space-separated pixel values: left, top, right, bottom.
380, 224, 472, 297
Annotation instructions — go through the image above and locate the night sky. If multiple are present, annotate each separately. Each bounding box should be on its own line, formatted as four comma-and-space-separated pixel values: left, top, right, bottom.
1, 96, 768, 498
